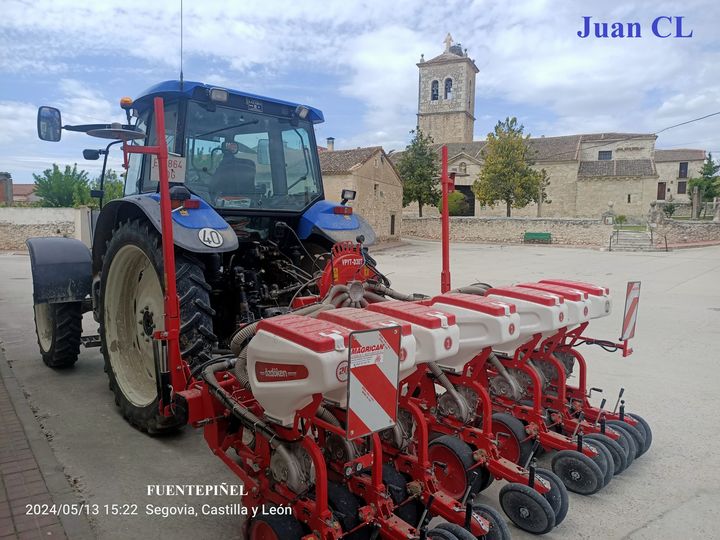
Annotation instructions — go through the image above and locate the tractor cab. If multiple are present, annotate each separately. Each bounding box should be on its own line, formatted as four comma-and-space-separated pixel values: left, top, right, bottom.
126, 82, 325, 214
37, 80, 374, 246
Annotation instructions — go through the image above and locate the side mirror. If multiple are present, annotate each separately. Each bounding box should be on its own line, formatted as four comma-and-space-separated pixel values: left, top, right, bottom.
341, 189, 356, 205
37, 106, 62, 142
257, 139, 270, 165
83, 149, 101, 160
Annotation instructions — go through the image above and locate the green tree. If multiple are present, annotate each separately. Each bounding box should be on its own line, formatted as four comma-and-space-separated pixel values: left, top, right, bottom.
397, 130, 440, 217
33, 164, 91, 207
688, 153, 720, 216
439, 191, 471, 216
89, 169, 125, 207
471, 117, 544, 217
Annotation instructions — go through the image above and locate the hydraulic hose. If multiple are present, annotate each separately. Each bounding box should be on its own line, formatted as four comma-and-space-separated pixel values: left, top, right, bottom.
316, 406, 358, 461
362, 291, 389, 304
202, 359, 300, 446
322, 284, 349, 304
450, 285, 490, 296
488, 352, 524, 401
366, 281, 417, 301
316, 405, 342, 427
427, 362, 471, 422
331, 292, 350, 307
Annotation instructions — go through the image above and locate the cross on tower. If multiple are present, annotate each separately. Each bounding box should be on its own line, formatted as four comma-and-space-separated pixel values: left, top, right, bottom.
444, 33, 453, 52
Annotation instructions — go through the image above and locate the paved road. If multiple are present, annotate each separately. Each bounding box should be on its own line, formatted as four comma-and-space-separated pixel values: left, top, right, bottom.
1, 241, 719, 539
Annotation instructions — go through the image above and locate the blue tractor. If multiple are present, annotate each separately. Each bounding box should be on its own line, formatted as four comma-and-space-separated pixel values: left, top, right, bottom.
30, 80, 376, 433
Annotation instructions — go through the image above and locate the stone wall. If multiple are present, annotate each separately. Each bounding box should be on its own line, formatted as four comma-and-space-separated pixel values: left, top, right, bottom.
403, 216, 614, 247
0, 207, 91, 250
656, 201, 717, 219
578, 137, 655, 161
654, 219, 720, 245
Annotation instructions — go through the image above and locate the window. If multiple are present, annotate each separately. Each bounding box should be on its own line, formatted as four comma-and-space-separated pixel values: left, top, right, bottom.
390, 214, 396, 236
374, 183, 379, 196
124, 110, 149, 196
430, 81, 439, 101
598, 150, 612, 161
182, 101, 322, 211
678, 162, 688, 178
459, 162, 467, 174
627, 194, 631, 203
678, 181, 687, 195
142, 101, 180, 193
444, 78, 453, 99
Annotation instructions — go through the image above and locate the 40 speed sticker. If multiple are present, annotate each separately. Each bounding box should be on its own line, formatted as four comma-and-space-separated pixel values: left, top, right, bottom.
198, 228, 224, 248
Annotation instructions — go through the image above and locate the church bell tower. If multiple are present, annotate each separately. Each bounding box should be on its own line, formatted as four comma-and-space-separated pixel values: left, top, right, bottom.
417, 34, 478, 144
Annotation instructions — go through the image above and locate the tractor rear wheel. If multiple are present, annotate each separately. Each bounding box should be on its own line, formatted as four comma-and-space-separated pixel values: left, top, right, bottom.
99, 219, 215, 434
33, 302, 83, 368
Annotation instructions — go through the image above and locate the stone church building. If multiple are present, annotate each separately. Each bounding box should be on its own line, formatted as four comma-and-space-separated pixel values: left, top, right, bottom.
409, 35, 706, 219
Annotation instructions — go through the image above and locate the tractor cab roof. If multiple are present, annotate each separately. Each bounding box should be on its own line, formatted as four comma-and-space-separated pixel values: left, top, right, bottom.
132, 80, 325, 124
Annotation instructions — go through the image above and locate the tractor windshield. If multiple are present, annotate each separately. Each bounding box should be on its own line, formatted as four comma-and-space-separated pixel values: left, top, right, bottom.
183, 101, 322, 211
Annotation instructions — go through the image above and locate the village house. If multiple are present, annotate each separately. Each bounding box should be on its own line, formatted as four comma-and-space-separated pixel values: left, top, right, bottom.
319, 141, 403, 241
12, 184, 40, 204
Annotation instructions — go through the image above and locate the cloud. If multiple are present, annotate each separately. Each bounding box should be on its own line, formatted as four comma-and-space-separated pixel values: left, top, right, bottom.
1, 0, 719, 180
0, 101, 38, 145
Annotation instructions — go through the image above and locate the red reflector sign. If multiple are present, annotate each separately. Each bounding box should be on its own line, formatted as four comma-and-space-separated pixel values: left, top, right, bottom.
346, 327, 400, 440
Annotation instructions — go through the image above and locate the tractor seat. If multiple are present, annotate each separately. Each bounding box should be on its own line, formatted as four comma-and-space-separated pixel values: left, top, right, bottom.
212, 155, 256, 198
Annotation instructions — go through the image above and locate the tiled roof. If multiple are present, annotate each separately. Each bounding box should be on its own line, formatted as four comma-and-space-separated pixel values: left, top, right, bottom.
654, 149, 706, 162
431, 134, 581, 162
529, 135, 582, 161
319, 147, 382, 174
12, 184, 36, 196
578, 159, 656, 177
392, 133, 687, 169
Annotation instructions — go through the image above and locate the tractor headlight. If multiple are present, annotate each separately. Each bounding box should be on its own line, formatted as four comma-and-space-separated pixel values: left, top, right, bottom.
295, 105, 310, 120
209, 88, 229, 103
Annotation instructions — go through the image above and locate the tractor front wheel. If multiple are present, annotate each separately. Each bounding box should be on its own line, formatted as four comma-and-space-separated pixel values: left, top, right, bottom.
99, 219, 215, 434
33, 302, 83, 368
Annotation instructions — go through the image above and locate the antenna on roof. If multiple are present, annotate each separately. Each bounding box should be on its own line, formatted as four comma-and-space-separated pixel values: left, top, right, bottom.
179, 0, 184, 90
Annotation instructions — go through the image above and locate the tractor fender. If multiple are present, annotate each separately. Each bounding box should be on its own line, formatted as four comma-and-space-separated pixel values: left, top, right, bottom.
26, 237, 92, 304
91, 195, 238, 273
298, 200, 377, 246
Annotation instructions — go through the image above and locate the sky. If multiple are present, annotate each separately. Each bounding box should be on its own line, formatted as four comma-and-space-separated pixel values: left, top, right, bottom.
1, 0, 719, 183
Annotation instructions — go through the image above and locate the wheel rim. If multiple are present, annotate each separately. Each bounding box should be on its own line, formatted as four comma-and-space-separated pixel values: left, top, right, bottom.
428, 444, 468, 499
249, 521, 279, 540
34, 303, 53, 352
104, 244, 164, 408
492, 420, 521, 463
